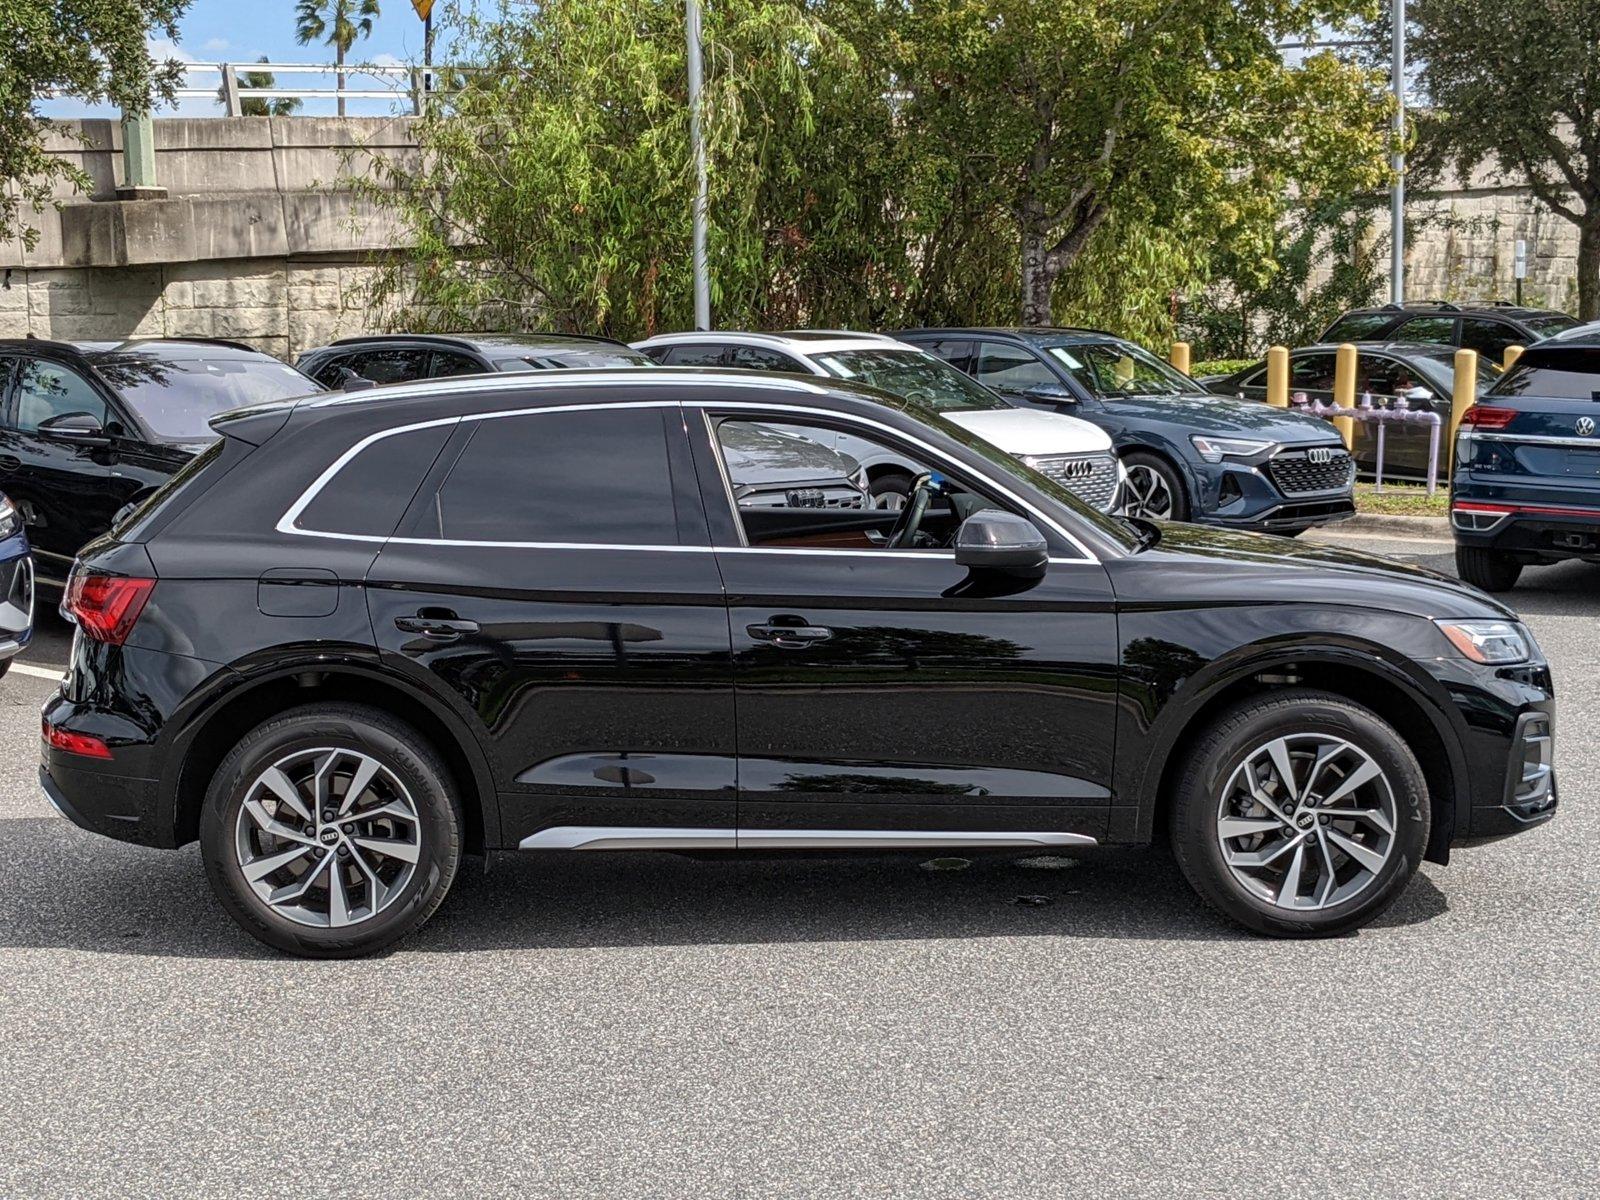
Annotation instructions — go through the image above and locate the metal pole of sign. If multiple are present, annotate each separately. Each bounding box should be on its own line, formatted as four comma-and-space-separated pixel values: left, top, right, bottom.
1391, 0, 1406, 305
686, 0, 711, 330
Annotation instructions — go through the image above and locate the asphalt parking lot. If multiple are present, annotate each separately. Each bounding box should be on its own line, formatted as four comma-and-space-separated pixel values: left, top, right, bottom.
2, 528, 1597, 1198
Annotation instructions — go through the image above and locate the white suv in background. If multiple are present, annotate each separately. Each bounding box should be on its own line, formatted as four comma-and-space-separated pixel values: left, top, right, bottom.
632, 330, 1126, 513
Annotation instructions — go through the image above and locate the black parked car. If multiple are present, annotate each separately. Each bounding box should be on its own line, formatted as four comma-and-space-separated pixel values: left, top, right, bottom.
1207, 342, 1501, 480
296, 333, 652, 388
1320, 301, 1578, 363
43, 369, 1555, 956
0, 338, 320, 587
898, 327, 1355, 532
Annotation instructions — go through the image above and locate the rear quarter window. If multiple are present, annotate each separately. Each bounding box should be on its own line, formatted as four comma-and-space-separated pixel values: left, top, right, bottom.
1323, 313, 1397, 342
295, 423, 456, 537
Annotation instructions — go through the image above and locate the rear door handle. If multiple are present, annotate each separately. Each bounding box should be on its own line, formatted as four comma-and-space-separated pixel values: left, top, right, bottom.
395, 615, 480, 641
747, 621, 833, 649
0, 454, 19, 472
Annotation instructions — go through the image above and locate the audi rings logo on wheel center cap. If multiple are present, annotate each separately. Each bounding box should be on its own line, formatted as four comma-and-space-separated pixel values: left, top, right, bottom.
319, 827, 340, 845
1296, 814, 1314, 829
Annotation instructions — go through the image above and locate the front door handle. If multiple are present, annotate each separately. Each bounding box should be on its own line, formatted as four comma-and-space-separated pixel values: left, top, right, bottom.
747, 621, 833, 649
0, 454, 19, 472
395, 614, 480, 641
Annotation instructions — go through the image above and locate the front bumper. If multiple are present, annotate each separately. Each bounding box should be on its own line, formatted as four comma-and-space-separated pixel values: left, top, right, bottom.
1189, 448, 1356, 532
0, 549, 33, 661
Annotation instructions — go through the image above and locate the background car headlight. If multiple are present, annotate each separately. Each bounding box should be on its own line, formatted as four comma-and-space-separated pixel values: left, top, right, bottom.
1436, 619, 1532, 664
1190, 435, 1277, 463
0, 495, 19, 540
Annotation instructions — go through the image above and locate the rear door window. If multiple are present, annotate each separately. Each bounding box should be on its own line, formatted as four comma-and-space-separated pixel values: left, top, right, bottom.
661, 344, 729, 367
976, 342, 1056, 392
1391, 315, 1457, 346
345, 348, 429, 384
426, 407, 686, 545
727, 346, 805, 372
1289, 353, 1337, 391
1322, 312, 1397, 342
428, 350, 486, 378
1459, 318, 1521, 363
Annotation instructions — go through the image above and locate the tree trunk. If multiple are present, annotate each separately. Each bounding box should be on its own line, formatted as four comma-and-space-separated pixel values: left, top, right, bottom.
1579, 218, 1600, 321
336, 44, 346, 118
1018, 203, 1054, 326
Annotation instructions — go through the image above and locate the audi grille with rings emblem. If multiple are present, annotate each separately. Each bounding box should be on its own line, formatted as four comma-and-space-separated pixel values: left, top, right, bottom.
1578, 417, 1595, 437
1307, 447, 1333, 465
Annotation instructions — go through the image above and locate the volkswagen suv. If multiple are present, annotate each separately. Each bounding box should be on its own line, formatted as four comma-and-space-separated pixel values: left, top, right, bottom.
42, 370, 1556, 956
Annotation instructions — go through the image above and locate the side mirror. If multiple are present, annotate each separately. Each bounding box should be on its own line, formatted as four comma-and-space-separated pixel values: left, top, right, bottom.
37, 412, 110, 446
340, 367, 377, 392
953, 510, 1049, 577
1403, 385, 1432, 401
1023, 382, 1077, 405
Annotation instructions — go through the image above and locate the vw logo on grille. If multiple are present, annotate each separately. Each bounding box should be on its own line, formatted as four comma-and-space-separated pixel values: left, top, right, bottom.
1306, 447, 1335, 465
1577, 417, 1595, 437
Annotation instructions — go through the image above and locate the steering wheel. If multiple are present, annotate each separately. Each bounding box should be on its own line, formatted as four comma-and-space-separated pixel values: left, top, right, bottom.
887, 472, 933, 548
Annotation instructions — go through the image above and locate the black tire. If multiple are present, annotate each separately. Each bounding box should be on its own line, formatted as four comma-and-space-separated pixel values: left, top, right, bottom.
1455, 545, 1523, 592
1121, 451, 1190, 521
0, 659, 9, 680
199, 702, 462, 958
1168, 689, 1430, 938
869, 471, 915, 510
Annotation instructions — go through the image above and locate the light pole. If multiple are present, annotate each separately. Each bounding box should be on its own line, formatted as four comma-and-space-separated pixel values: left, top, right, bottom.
686, 0, 711, 330
1391, 0, 1406, 305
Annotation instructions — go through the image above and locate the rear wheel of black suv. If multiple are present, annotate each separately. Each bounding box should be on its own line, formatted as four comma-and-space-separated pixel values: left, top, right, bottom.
199, 703, 462, 958
1169, 690, 1429, 938
1455, 545, 1523, 592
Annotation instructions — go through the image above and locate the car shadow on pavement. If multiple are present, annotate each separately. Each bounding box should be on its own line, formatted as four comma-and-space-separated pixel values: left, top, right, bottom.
0, 816, 1450, 960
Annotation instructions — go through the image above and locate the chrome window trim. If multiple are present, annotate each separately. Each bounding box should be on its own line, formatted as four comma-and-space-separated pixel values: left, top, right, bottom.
277, 393, 1104, 563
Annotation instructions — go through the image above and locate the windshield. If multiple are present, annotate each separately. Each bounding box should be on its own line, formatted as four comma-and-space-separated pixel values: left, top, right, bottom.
91, 355, 318, 440
1526, 313, 1581, 337
1045, 342, 1209, 398
813, 348, 1008, 412
1411, 353, 1501, 394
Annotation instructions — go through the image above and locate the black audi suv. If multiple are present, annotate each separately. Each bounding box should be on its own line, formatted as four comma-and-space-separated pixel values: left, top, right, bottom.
42, 370, 1556, 955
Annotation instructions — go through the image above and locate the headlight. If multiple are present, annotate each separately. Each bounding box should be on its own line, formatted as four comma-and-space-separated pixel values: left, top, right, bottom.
1436, 619, 1532, 665
0, 496, 19, 540
1190, 435, 1277, 463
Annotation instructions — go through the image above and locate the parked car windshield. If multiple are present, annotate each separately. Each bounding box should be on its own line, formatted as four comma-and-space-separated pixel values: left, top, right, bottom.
1046, 341, 1210, 398
90, 355, 318, 440
1526, 313, 1582, 337
1490, 349, 1600, 399
1409, 351, 1501, 394
812, 348, 1009, 412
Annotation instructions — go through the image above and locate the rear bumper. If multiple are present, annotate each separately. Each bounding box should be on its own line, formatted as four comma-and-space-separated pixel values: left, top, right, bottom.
1452, 499, 1600, 561
39, 759, 163, 846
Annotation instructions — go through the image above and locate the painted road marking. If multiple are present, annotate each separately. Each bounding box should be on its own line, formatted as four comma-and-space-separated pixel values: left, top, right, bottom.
8, 662, 66, 682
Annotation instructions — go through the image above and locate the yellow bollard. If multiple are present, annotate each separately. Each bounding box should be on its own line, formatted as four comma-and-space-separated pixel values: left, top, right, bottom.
1265, 345, 1289, 408
1169, 341, 1191, 375
1450, 348, 1480, 473
1503, 344, 1524, 371
1332, 343, 1357, 448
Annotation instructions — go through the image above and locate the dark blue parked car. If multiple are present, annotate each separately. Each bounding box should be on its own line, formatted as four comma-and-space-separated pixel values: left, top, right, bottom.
1451, 332, 1600, 590
0, 490, 34, 680
897, 327, 1355, 533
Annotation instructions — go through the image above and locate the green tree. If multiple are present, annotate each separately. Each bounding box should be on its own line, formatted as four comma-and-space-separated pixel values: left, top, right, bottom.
356, 0, 872, 336
294, 0, 381, 118
898, 0, 1395, 326
232, 56, 303, 117
1, 0, 189, 250
1406, 0, 1600, 318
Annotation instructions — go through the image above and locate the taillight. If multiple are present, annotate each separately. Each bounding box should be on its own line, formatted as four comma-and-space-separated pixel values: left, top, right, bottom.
1460, 405, 1517, 429
64, 571, 155, 644
42, 718, 113, 760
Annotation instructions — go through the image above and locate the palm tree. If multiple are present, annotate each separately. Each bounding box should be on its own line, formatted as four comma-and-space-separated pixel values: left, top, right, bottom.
294, 0, 381, 118
236, 57, 303, 117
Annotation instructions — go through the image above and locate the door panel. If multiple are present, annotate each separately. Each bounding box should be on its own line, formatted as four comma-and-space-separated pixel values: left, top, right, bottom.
365, 403, 736, 847
716, 551, 1119, 839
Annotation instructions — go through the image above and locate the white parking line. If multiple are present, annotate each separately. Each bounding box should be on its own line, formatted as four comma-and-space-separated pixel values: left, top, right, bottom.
7, 662, 66, 682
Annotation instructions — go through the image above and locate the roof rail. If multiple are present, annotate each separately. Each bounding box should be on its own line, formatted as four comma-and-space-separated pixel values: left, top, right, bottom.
328, 330, 627, 349
120, 336, 263, 354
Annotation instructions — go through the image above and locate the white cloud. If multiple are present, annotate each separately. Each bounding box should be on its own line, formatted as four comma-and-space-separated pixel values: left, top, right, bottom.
202, 37, 230, 54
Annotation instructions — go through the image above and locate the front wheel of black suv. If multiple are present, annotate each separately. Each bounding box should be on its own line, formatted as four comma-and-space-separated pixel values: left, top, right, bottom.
1455, 545, 1523, 592
1169, 690, 1430, 938
199, 703, 462, 958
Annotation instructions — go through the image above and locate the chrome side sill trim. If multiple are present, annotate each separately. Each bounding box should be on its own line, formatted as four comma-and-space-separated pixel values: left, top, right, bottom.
518, 826, 1098, 851
520, 827, 736, 851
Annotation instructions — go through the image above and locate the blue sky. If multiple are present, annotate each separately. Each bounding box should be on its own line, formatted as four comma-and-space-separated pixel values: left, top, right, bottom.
44, 1, 451, 118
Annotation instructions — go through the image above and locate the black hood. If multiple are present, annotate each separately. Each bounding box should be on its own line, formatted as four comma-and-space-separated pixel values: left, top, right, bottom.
1109, 521, 1516, 622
